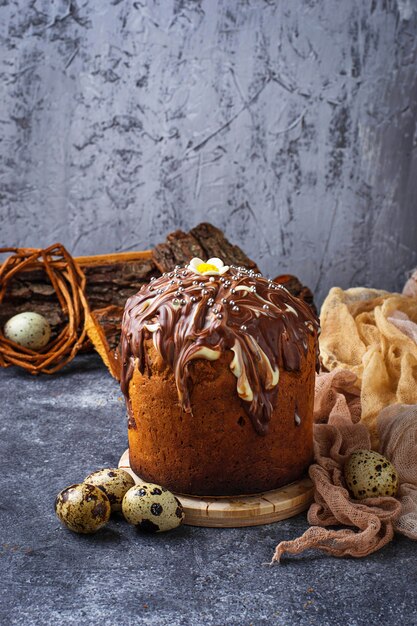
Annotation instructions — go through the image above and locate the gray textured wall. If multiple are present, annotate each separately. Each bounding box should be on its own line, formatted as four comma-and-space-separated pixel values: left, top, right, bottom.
1, 0, 416, 303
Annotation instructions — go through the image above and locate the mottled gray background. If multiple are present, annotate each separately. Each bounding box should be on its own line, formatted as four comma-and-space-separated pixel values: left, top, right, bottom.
1, 0, 416, 303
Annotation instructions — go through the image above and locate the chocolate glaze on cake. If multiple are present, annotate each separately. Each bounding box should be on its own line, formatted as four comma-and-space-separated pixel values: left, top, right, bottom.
120, 264, 319, 436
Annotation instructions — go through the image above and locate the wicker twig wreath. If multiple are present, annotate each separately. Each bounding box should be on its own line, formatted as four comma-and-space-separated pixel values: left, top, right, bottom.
0, 244, 90, 374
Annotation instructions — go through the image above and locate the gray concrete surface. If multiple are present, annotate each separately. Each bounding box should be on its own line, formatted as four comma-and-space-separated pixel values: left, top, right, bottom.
1, 1, 417, 304
1, 354, 417, 626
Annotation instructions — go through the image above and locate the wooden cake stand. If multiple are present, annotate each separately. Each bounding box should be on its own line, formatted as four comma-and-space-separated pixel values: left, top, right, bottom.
118, 450, 313, 528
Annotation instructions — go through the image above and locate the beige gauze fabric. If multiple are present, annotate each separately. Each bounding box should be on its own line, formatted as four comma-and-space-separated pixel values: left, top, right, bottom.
272, 370, 408, 562
403, 268, 417, 298
319, 287, 417, 446
378, 404, 417, 539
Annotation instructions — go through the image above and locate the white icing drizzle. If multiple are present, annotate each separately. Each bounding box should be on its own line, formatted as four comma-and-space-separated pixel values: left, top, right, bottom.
230, 341, 254, 402
189, 347, 221, 361
285, 304, 298, 316
144, 323, 160, 333
247, 336, 279, 391
234, 286, 249, 295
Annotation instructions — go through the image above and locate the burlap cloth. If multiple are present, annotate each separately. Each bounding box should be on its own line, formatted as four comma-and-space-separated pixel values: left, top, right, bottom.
273, 281, 417, 561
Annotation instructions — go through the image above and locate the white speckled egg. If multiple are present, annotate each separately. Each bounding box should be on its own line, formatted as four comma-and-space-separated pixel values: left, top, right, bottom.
344, 450, 399, 500
84, 468, 135, 512
55, 483, 111, 534
4, 312, 51, 350
122, 482, 185, 532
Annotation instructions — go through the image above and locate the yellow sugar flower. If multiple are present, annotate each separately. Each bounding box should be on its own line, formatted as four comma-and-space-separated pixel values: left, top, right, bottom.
188, 257, 230, 276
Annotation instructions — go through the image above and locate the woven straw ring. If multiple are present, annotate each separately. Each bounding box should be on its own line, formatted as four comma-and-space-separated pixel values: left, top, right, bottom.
0, 244, 90, 374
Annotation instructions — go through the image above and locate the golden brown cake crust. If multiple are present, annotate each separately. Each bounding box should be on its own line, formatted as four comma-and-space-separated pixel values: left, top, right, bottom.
127, 338, 316, 496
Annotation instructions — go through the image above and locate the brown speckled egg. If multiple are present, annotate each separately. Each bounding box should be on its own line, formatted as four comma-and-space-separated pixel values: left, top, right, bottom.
4, 312, 51, 350
55, 483, 111, 534
344, 450, 399, 500
122, 482, 185, 533
84, 468, 135, 512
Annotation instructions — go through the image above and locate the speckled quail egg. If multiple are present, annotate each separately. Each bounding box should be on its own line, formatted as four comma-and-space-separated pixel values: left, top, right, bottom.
344, 450, 399, 500
55, 483, 111, 534
4, 312, 51, 350
122, 482, 185, 532
83, 468, 135, 512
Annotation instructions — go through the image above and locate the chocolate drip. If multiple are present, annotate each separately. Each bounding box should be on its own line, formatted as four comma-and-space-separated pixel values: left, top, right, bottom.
120, 266, 320, 436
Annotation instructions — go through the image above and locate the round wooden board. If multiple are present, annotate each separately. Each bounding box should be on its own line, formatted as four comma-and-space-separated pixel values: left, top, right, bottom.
118, 449, 313, 528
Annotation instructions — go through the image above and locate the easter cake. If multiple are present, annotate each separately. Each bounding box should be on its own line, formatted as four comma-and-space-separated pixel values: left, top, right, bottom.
120, 258, 320, 496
